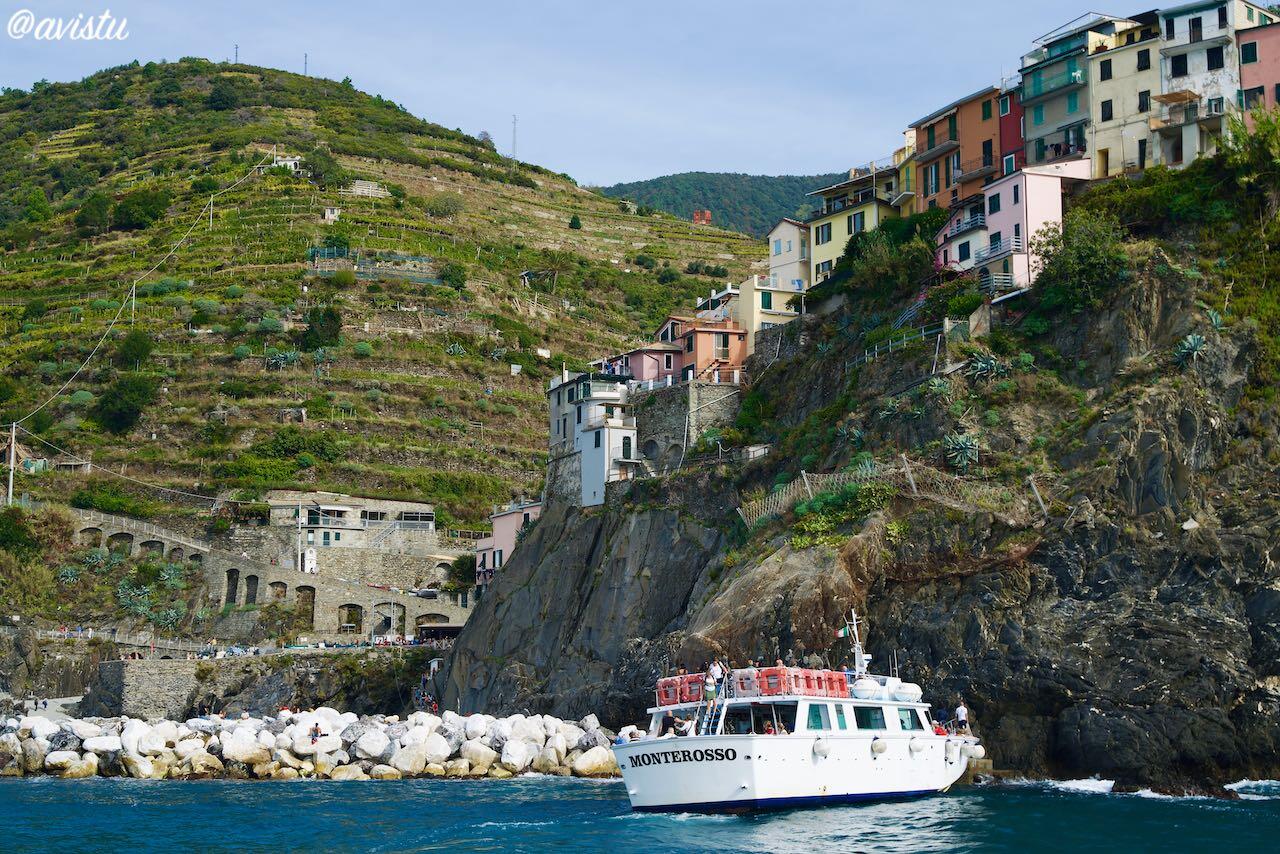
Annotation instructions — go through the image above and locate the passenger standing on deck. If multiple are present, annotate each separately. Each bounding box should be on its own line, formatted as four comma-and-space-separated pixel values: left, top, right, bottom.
955, 700, 969, 734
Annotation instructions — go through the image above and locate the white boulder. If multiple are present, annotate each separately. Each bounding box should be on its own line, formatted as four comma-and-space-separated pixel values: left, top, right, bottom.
222, 728, 272, 765
83, 735, 123, 755
421, 732, 452, 766
460, 739, 497, 773
500, 739, 535, 773
464, 715, 490, 740
389, 742, 429, 775
120, 720, 151, 756
355, 729, 391, 760
571, 745, 615, 777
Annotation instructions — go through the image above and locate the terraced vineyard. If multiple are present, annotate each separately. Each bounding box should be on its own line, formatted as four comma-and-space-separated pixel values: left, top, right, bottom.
0, 59, 764, 527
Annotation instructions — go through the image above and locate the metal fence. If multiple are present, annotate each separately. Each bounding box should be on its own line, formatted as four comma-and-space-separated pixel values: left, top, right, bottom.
738, 458, 1035, 529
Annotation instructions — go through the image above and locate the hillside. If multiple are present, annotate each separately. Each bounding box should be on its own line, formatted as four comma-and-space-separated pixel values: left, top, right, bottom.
445, 136, 1280, 791
0, 59, 764, 528
598, 171, 843, 237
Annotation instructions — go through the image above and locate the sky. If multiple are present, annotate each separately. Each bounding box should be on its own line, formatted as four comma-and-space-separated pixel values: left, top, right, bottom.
2, 1, 1087, 184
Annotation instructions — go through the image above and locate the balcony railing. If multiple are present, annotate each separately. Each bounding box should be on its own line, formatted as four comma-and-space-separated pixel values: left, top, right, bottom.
973, 236, 1024, 263
1150, 98, 1228, 133
915, 135, 960, 162
982, 273, 1017, 293
945, 213, 986, 238
808, 188, 894, 220
1022, 68, 1085, 101
954, 154, 999, 183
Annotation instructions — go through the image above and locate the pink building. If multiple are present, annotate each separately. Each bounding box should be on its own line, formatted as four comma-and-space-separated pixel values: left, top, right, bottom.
476, 499, 542, 587
600, 341, 682, 382
936, 160, 1091, 297
1239, 22, 1280, 121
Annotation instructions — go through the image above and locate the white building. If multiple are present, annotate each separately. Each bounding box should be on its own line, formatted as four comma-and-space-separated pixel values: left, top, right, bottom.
547, 368, 640, 507
1154, 1, 1271, 165
766, 218, 809, 294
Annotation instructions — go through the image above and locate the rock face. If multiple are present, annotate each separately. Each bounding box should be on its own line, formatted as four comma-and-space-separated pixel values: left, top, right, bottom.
440, 264, 1280, 790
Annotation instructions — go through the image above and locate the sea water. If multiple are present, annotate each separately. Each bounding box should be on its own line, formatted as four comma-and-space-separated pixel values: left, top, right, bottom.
3, 776, 1278, 852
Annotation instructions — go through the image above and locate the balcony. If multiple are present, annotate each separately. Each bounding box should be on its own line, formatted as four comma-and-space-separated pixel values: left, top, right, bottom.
981, 273, 1018, 294
973, 235, 1024, 263
1021, 68, 1085, 104
954, 154, 999, 183
583, 413, 636, 432
1149, 98, 1228, 134
806, 188, 894, 221
1160, 30, 1231, 57
915, 135, 960, 163
945, 213, 986, 238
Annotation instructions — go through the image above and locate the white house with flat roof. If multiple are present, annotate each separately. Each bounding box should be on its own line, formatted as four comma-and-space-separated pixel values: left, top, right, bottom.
547, 368, 640, 507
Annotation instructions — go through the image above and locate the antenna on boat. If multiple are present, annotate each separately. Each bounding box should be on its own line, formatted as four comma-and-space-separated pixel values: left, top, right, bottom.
838, 609, 872, 676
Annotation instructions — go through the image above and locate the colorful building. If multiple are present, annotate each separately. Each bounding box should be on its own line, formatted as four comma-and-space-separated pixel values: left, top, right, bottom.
1021, 14, 1136, 168
1239, 17, 1280, 119
935, 160, 1092, 298
694, 275, 802, 355
1152, 1, 1272, 166
998, 79, 1026, 176
910, 86, 1002, 212
767, 217, 810, 294
805, 154, 907, 283
1087, 12, 1162, 177
655, 314, 748, 382
475, 499, 541, 587
547, 369, 640, 507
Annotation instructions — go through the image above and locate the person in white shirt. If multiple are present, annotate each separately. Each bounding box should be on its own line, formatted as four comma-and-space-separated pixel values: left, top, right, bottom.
955, 700, 969, 734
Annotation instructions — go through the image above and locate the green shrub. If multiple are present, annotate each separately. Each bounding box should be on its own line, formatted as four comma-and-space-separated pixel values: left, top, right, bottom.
94, 373, 157, 433
70, 481, 156, 517
353, 341, 374, 358
1031, 208, 1129, 314
332, 269, 356, 288
114, 329, 154, 367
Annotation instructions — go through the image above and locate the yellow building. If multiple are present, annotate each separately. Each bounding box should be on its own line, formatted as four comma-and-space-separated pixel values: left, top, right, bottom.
805, 145, 916, 285
694, 275, 802, 355
1087, 11, 1162, 177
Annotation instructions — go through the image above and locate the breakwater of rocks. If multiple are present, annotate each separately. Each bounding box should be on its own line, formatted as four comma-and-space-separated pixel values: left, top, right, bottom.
0, 708, 623, 781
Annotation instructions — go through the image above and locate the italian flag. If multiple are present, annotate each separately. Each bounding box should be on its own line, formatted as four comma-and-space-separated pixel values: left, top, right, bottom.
835, 625, 851, 638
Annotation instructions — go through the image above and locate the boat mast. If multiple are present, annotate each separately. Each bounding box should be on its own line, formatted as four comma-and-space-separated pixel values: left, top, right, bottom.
846, 609, 871, 676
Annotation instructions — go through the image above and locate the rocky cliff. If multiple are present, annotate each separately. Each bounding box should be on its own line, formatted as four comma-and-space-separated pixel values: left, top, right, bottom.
443, 250, 1280, 791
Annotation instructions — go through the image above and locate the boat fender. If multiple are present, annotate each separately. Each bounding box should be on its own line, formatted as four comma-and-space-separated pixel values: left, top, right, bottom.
959, 744, 973, 759
870, 737, 888, 756
813, 737, 831, 758
971, 744, 986, 760
908, 737, 925, 754
944, 740, 960, 762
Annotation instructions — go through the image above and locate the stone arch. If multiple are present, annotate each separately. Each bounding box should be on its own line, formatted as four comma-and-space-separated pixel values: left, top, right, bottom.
224, 568, 240, 606
244, 575, 259, 605
338, 604, 364, 634
189, 553, 204, 566
416, 613, 450, 626
662, 443, 683, 472
139, 539, 165, 557
295, 585, 315, 629
269, 581, 288, 601
106, 532, 134, 555
167, 546, 185, 562
77, 527, 103, 547
372, 602, 406, 637
642, 439, 660, 462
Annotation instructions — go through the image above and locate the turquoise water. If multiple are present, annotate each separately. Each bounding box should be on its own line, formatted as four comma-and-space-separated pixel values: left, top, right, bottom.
3, 776, 1279, 852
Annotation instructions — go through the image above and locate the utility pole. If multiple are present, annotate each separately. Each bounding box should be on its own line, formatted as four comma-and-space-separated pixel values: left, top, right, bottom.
6, 422, 15, 507
129, 282, 136, 325
234, 43, 239, 63
304, 53, 308, 76
511, 114, 517, 159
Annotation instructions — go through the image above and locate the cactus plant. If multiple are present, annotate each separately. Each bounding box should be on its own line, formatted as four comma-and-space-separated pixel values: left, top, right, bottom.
943, 433, 980, 472
1172, 333, 1206, 368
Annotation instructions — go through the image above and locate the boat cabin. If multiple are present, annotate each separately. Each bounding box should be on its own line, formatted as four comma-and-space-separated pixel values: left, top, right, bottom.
649, 667, 937, 738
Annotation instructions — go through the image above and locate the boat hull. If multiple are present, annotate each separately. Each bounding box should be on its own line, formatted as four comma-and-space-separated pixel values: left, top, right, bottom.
612, 732, 973, 813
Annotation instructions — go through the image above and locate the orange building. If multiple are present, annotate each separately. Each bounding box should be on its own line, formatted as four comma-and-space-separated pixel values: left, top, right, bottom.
692, 209, 712, 225
655, 315, 747, 382
910, 86, 1002, 212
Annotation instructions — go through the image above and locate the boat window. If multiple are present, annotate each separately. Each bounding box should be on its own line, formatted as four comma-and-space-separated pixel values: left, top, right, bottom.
898, 708, 926, 731
773, 702, 798, 733
834, 704, 848, 730
723, 706, 754, 734
853, 706, 887, 730
806, 703, 832, 731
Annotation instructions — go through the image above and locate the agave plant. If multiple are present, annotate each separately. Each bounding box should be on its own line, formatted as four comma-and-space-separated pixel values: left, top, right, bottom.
445, 342, 466, 356
1172, 333, 1207, 369
816, 341, 833, 355
1206, 308, 1224, 330
943, 433, 980, 472
965, 353, 1005, 382
57, 565, 82, 585
925, 377, 952, 401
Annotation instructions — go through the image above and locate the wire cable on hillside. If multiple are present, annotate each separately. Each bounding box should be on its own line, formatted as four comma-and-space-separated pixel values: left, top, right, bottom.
14, 424, 252, 506
13, 152, 273, 426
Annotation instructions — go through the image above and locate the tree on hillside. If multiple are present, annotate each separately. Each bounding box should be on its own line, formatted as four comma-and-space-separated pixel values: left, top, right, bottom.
23, 187, 51, 223
207, 78, 238, 111
114, 328, 154, 368
298, 306, 343, 351
448, 553, 476, 588
568, 214, 582, 230
478, 130, 495, 150
112, 188, 171, 230
439, 261, 467, 291
1224, 108, 1280, 220
94, 373, 157, 434
1030, 208, 1129, 313
304, 148, 347, 189
74, 192, 112, 233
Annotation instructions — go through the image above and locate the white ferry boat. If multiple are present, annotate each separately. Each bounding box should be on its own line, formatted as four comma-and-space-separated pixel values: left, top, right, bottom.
612, 613, 985, 812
